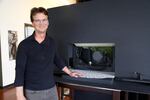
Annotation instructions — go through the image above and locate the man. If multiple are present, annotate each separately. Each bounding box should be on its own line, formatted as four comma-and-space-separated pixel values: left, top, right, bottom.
14, 7, 81, 100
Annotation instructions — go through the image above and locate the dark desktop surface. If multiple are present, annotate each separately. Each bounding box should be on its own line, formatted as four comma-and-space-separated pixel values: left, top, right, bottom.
54, 74, 150, 94
115, 77, 150, 84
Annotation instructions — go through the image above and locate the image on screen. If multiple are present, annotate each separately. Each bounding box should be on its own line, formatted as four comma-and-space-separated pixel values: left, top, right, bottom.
71, 43, 115, 72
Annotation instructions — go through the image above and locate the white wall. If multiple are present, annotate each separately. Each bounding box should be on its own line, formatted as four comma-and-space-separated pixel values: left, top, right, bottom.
0, 0, 76, 87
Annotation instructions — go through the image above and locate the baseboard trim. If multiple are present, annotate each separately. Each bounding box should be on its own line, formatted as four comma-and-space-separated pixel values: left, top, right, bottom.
0, 84, 14, 89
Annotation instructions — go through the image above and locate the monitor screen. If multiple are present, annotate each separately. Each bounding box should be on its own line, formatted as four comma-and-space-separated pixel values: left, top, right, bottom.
71, 43, 115, 72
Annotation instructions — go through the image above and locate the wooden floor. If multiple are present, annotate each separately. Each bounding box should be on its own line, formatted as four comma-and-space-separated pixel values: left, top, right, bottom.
0, 86, 70, 100
0, 86, 16, 100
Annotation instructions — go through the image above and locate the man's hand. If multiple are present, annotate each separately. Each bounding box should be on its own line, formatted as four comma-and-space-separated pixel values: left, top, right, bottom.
16, 95, 26, 100
69, 71, 83, 78
62, 66, 83, 78
16, 86, 26, 100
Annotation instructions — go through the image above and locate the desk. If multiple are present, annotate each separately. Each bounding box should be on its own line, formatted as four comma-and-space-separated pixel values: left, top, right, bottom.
55, 75, 150, 100
55, 75, 121, 100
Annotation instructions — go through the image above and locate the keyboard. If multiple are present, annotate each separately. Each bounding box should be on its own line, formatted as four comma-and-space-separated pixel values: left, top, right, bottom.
70, 69, 115, 79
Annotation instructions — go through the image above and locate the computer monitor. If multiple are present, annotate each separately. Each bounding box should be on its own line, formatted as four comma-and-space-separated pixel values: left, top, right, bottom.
70, 43, 115, 72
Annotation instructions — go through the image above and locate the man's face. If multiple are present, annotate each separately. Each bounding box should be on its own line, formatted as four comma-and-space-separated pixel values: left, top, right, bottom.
32, 13, 49, 34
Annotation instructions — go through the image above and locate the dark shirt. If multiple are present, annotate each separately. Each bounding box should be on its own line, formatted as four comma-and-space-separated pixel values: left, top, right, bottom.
14, 33, 65, 90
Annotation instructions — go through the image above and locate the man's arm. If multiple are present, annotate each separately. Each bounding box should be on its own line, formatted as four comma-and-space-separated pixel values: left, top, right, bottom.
16, 86, 26, 100
62, 66, 82, 77
14, 42, 27, 100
